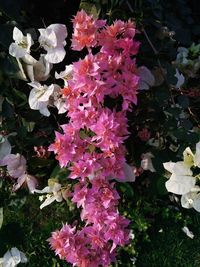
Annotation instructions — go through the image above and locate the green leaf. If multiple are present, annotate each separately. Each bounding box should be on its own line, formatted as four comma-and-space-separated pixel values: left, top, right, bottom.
118, 183, 134, 198
0, 55, 19, 76
157, 176, 168, 195
12, 88, 27, 107
0, 24, 13, 49
29, 158, 54, 168
2, 99, 14, 118
21, 118, 35, 132
50, 165, 70, 181
79, 0, 101, 18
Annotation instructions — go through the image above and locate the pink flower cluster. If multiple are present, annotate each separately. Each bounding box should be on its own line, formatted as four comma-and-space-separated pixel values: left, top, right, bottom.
49, 10, 140, 266
49, 178, 130, 266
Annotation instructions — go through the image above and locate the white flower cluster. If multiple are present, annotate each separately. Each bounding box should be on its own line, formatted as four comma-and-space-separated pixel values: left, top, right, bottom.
0, 247, 27, 267
9, 25, 73, 116
163, 142, 200, 212
175, 44, 200, 78
34, 180, 64, 209
0, 153, 37, 193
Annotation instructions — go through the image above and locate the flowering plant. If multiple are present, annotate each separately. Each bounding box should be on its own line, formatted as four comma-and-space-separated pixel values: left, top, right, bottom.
1, 0, 200, 266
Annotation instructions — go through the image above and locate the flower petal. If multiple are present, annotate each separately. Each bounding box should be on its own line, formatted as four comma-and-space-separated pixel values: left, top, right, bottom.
194, 141, 200, 167
13, 27, 23, 42
9, 43, 26, 58
40, 196, 56, 209
45, 46, 66, 64
48, 24, 67, 43
165, 174, 195, 195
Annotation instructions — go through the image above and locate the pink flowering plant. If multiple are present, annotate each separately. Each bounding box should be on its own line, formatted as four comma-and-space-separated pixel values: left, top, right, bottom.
1, 0, 200, 266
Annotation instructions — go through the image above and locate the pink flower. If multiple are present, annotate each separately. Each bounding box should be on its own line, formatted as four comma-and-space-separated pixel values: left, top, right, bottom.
72, 10, 105, 51
49, 11, 140, 266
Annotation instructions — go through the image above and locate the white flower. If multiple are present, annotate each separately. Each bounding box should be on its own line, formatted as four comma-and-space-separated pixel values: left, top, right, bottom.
175, 69, 185, 89
55, 64, 73, 86
0, 153, 26, 178
34, 182, 63, 209
164, 161, 195, 195
194, 141, 200, 168
137, 66, 155, 90
9, 27, 33, 58
141, 152, 155, 172
122, 163, 136, 182
2, 247, 27, 267
39, 24, 67, 64
176, 47, 189, 66
0, 133, 17, 160
181, 186, 200, 212
183, 146, 194, 167
182, 226, 194, 239
17, 54, 52, 82
13, 174, 38, 193
50, 85, 67, 114
28, 81, 55, 116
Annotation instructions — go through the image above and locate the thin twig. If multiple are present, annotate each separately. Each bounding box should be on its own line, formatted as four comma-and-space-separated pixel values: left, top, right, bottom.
143, 28, 175, 105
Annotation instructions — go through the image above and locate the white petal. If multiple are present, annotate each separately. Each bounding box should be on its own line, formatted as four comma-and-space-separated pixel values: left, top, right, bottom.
40, 85, 54, 101
183, 147, 194, 167
19, 251, 27, 264
33, 55, 52, 81
122, 163, 136, 182
3, 250, 16, 267
38, 28, 57, 49
55, 64, 73, 81
16, 58, 27, 81
22, 54, 37, 65
47, 24, 67, 44
10, 248, 21, 264
163, 162, 176, 173
194, 142, 200, 167
141, 152, 155, 172
26, 33, 33, 52
52, 183, 62, 192
45, 47, 66, 64
165, 174, 196, 195
54, 98, 67, 114
137, 66, 155, 90
181, 191, 196, 209
26, 174, 38, 193
9, 43, 26, 58
163, 161, 192, 175
28, 88, 45, 109
13, 27, 23, 42
182, 226, 194, 239
34, 186, 51, 194
39, 106, 50, 117
175, 69, 185, 88
28, 81, 41, 89
40, 196, 56, 209
26, 64, 34, 82
13, 175, 26, 191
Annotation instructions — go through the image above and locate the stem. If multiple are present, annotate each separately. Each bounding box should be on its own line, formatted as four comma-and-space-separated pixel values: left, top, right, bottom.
142, 28, 176, 105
